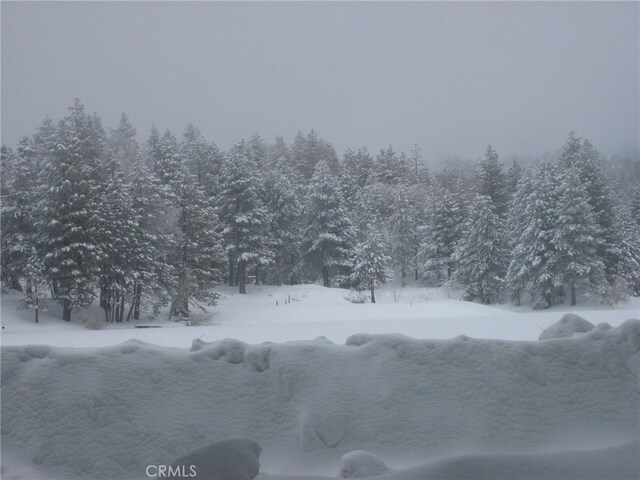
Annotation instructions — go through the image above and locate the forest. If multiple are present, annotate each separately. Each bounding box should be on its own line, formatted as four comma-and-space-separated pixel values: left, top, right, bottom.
2, 99, 640, 322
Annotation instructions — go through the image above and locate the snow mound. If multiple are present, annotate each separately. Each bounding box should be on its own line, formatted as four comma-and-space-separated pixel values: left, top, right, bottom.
539, 313, 595, 340
2, 320, 639, 479
167, 438, 261, 480
376, 439, 640, 480
339, 450, 389, 478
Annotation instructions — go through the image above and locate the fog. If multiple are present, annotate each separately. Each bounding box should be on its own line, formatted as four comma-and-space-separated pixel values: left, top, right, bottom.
2, 1, 638, 162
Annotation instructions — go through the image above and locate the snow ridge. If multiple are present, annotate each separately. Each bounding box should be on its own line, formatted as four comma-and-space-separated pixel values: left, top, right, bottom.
2, 320, 639, 479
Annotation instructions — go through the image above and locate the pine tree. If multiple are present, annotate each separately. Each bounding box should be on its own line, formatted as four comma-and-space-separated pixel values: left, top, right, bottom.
107, 113, 138, 177
504, 168, 533, 305
375, 146, 408, 185
419, 168, 467, 283
301, 161, 356, 287
351, 228, 391, 303
506, 159, 523, 196
1, 139, 40, 290
506, 163, 562, 309
453, 194, 507, 304
19, 248, 48, 323
218, 149, 272, 294
389, 186, 418, 286
552, 166, 606, 305
40, 100, 104, 320
171, 180, 221, 315
263, 171, 302, 285
476, 145, 508, 217
558, 134, 620, 283
128, 157, 175, 319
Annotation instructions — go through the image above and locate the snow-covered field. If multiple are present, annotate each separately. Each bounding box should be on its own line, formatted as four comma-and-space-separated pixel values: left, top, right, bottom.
2, 284, 638, 348
1, 285, 639, 479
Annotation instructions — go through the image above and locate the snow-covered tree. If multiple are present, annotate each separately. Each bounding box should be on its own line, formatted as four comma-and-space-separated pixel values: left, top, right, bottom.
351, 228, 391, 303
552, 166, 606, 305
1, 139, 40, 291
263, 171, 302, 285
301, 161, 356, 286
170, 180, 221, 315
453, 194, 507, 304
419, 168, 467, 283
19, 248, 48, 323
375, 146, 408, 185
388, 186, 418, 286
218, 149, 272, 294
40, 100, 105, 320
476, 145, 508, 217
506, 163, 562, 309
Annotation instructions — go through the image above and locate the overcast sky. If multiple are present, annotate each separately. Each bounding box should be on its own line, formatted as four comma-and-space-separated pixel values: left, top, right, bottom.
2, 1, 638, 162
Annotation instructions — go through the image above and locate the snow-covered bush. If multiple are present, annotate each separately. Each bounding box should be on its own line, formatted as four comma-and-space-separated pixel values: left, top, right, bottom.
345, 290, 368, 304
82, 317, 105, 330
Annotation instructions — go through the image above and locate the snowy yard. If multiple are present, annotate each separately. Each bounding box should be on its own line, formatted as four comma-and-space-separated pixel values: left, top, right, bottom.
1, 285, 639, 479
2, 284, 639, 348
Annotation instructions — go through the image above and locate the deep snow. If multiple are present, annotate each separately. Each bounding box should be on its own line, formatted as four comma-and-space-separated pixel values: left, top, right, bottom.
2, 284, 638, 348
1, 319, 639, 479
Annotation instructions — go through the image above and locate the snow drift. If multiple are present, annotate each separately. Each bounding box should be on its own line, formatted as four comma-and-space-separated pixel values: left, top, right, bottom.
1, 319, 639, 479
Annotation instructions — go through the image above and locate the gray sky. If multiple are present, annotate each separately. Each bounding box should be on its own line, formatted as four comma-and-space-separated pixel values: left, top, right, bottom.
2, 1, 638, 162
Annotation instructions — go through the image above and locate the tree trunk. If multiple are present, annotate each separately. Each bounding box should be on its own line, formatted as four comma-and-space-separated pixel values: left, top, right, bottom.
119, 295, 125, 323
371, 285, 376, 303
570, 284, 576, 306
133, 284, 141, 320
35, 308, 39, 323
62, 300, 72, 322
322, 267, 330, 287
238, 260, 247, 294
228, 258, 235, 287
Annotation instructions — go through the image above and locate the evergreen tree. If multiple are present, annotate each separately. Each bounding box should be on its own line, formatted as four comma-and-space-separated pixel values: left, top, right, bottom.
128, 157, 175, 319
40, 100, 104, 320
504, 168, 533, 305
476, 145, 508, 217
263, 171, 302, 285
301, 161, 356, 286
506, 163, 562, 309
218, 149, 272, 294
453, 194, 507, 304
375, 146, 408, 185
552, 166, 606, 305
389, 186, 418, 286
19, 248, 48, 323
107, 113, 138, 177
170, 179, 221, 315
419, 168, 467, 283
1, 140, 40, 290
351, 228, 391, 303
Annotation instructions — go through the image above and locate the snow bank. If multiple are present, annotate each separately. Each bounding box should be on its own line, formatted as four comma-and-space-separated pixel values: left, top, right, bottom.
2, 320, 639, 479
166, 438, 260, 480
539, 313, 596, 340
339, 450, 389, 478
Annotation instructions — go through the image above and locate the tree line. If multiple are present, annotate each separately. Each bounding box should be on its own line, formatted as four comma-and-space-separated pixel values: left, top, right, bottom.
2, 99, 640, 322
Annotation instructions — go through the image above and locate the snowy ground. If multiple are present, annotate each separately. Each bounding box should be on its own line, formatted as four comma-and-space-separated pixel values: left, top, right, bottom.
1, 285, 639, 479
1, 284, 638, 347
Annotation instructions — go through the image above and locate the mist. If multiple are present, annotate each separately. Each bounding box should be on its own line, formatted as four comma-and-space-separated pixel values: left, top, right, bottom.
2, 1, 639, 163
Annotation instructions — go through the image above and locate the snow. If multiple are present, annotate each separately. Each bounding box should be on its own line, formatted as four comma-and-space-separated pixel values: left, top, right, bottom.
538, 313, 595, 340
1, 318, 638, 479
166, 438, 261, 480
2, 284, 638, 348
339, 450, 390, 478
